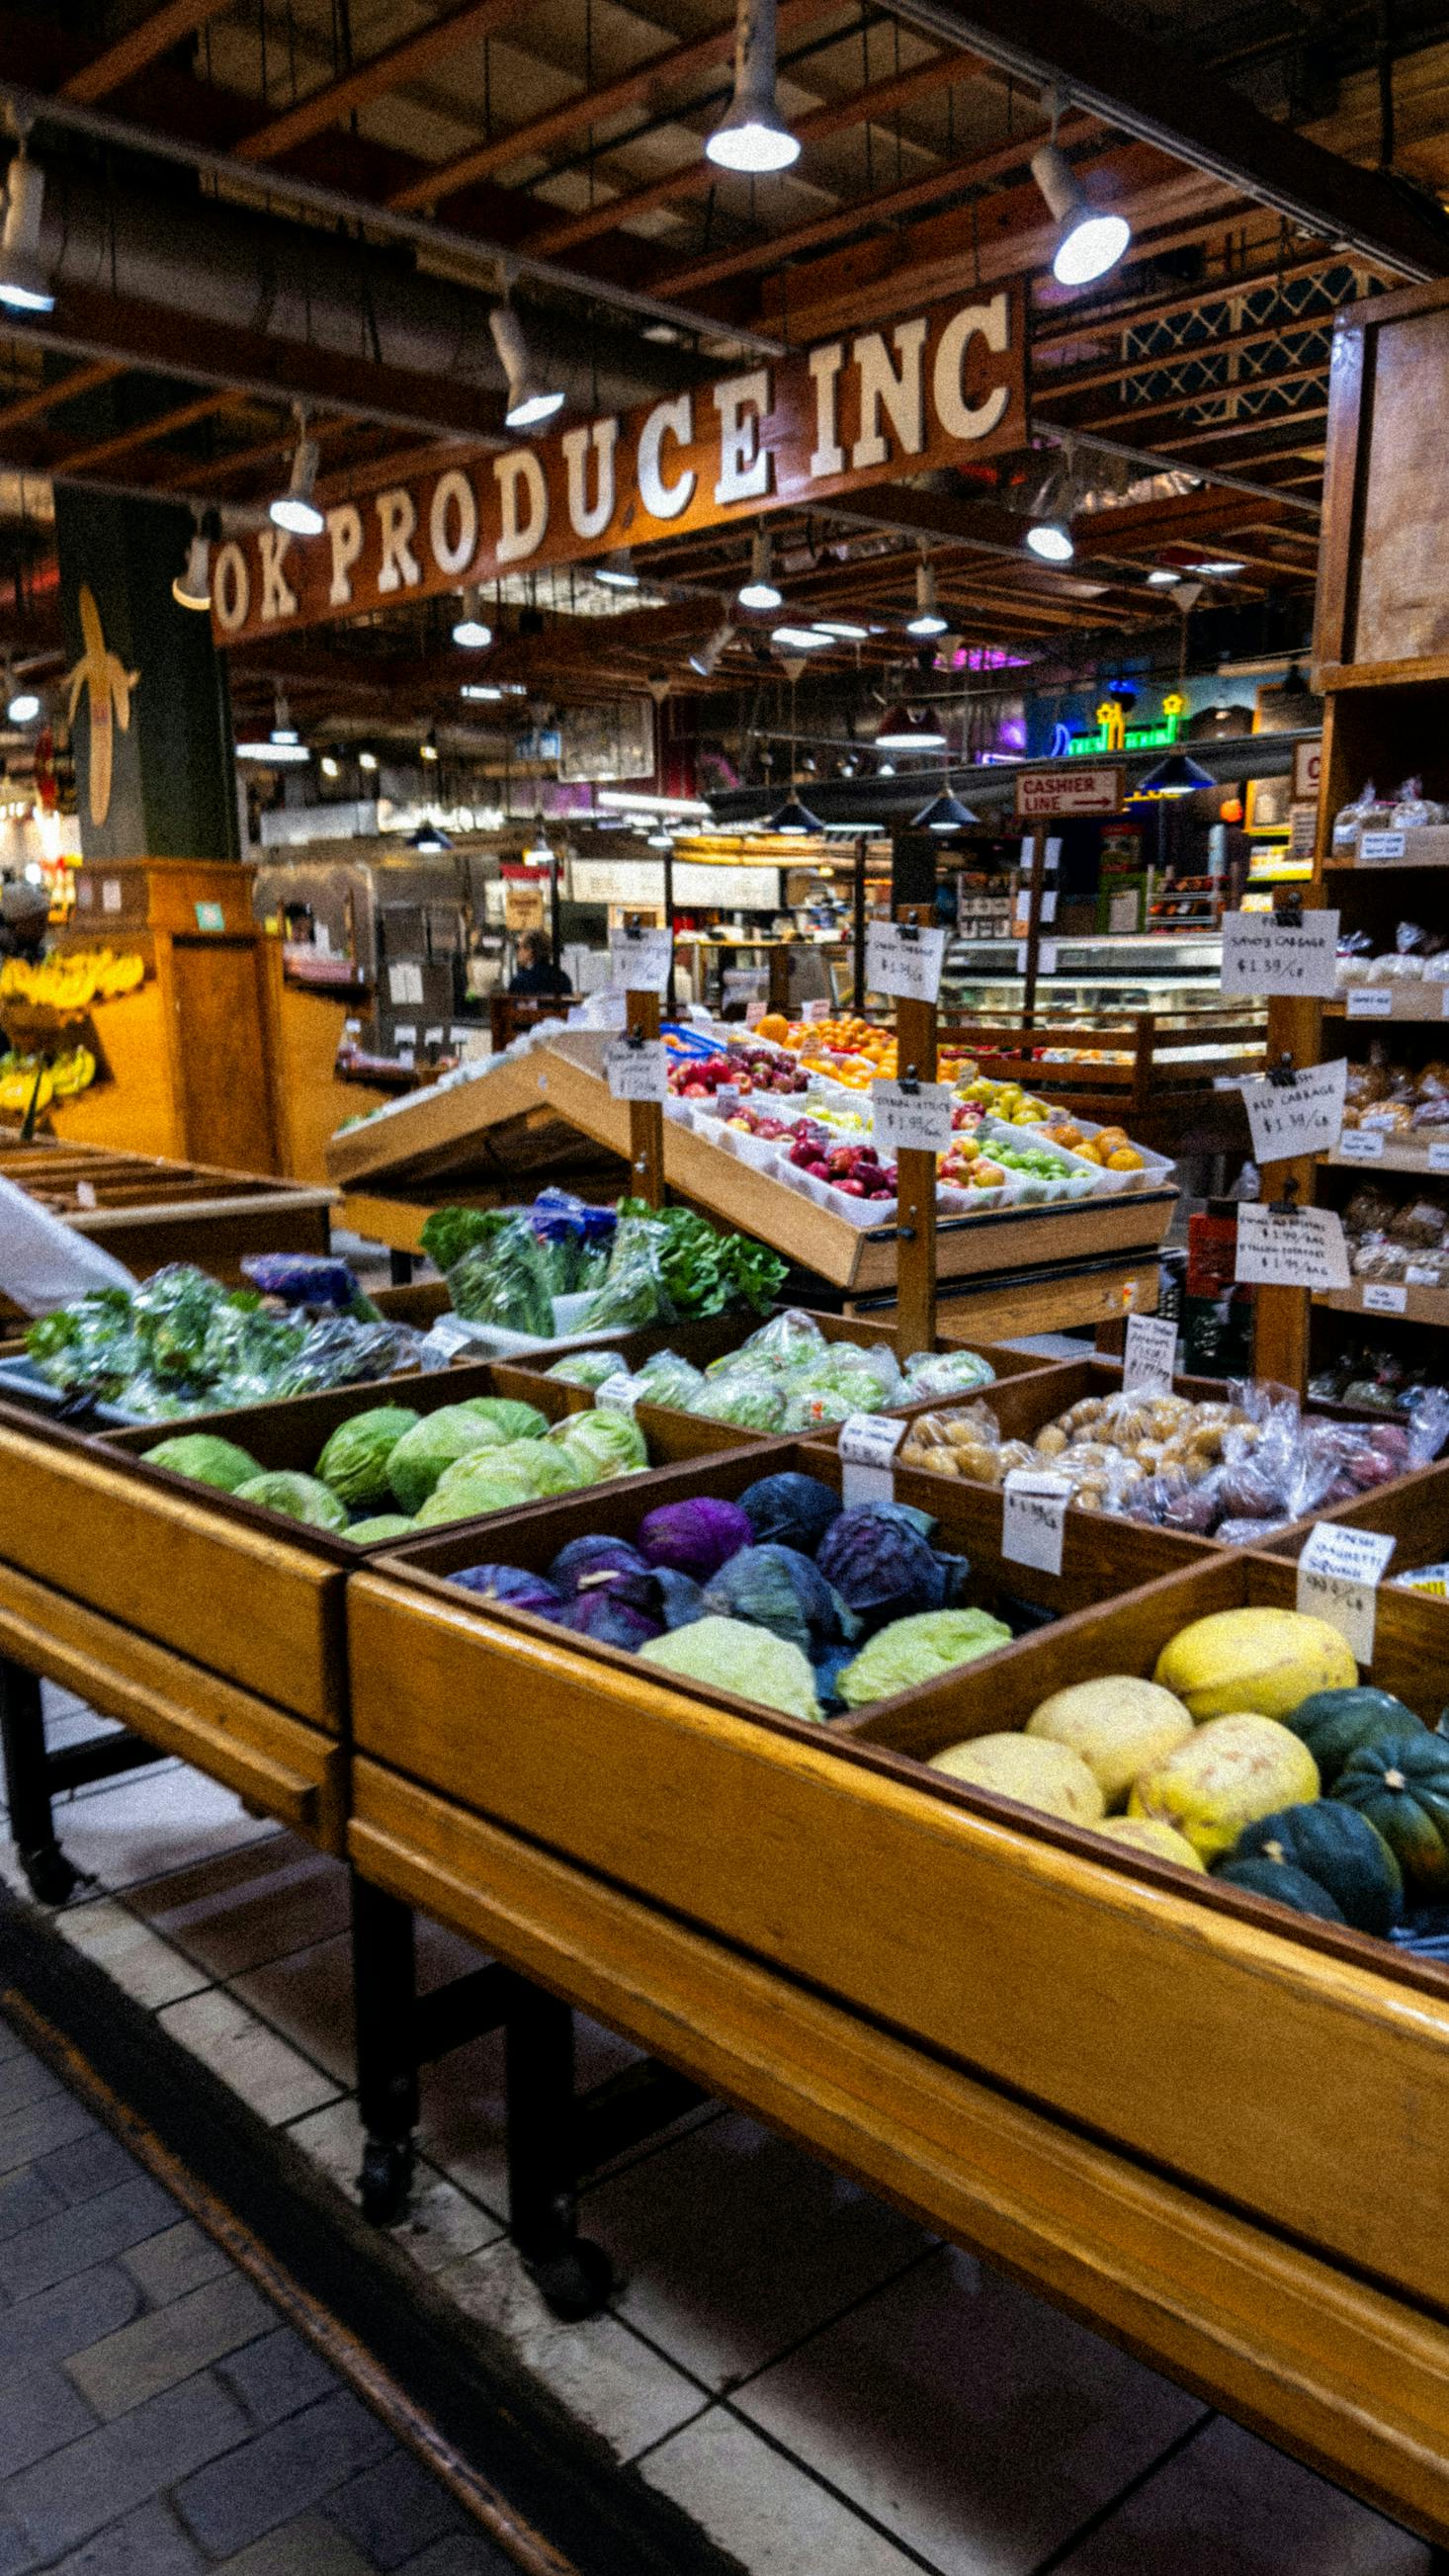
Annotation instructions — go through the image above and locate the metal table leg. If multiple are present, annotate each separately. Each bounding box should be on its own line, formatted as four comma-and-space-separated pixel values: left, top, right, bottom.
505, 1976, 613, 2321
0, 1658, 79, 1904
350, 1868, 421, 2223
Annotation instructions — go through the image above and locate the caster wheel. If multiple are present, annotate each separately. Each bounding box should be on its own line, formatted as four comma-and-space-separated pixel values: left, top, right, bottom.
526, 2236, 613, 2321
358, 2136, 413, 2225
23, 1845, 78, 1906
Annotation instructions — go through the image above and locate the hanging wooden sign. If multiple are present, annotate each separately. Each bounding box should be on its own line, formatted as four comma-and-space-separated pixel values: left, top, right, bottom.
212, 286, 1026, 646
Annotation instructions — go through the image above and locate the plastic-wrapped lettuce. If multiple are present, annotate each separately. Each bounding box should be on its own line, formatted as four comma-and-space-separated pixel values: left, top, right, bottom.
581, 1211, 675, 1331
711, 1308, 826, 1376
315, 1407, 421, 1508
552, 1408, 648, 1481
689, 1374, 789, 1433
633, 1348, 709, 1410
545, 1349, 628, 1392
233, 1471, 349, 1532
461, 1397, 549, 1441
447, 1215, 554, 1335
435, 1438, 585, 1501
834, 1608, 1012, 1706
901, 1346, 997, 1398
347, 1514, 416, 1544
387, 1407, 508, 1512
703, 1543, 855, 1657
639, 1616, 821, 1722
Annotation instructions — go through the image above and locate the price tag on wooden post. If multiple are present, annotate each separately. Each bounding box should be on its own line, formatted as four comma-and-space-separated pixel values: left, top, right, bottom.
872, 1080, 953, 1156
1296, 1523, 1398, 1663
865, 922, 947, 1003
609, 926, 672, 994
604, 1037, 667, 1102
1221, 909, 1340, 999
838, 1413, 906, 1505
1239, 1058, 1347, 1166
1236, 1203, 1351, 1291
1122, 1312, 1178, 1396
1002, 1471, 1071, 1576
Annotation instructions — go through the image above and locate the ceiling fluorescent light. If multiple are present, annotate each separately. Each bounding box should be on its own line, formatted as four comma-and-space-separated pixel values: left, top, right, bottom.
688, 623, 734, 676
771, 624, 828, 650
706, 0, 801, 171
812, 618, 868, 640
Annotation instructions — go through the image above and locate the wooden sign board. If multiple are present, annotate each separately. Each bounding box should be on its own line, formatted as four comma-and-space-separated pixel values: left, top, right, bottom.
1014, 765, 1125, 820
1292, 736, 1322, 803
213, 287, 1026, 646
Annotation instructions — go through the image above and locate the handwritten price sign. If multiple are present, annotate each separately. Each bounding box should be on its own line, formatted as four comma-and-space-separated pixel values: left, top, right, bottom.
872, 1081, 953, 1156
1297, 1522, 1397, 1661
1239, 1058, 1347, 1166
1221, 909, 1340, 999
1236, 1204, 1350, 1292
865, 923, 947, 1004
1002, 1471, 1070, 1576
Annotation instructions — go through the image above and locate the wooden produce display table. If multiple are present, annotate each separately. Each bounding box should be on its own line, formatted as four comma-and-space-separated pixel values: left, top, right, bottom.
326, 1030, 1176, 1303
345, 1503, 1449, 2548
939, 1005, 1265, 1160
273, 974, 393, 1186
0, 1135, 334, 1322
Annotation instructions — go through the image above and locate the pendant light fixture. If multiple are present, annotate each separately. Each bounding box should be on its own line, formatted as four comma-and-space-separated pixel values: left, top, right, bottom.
688, 623, 734, 678
595, 550, 639, 589
420, 725, 440, 762
876, 702, 946, 751
270, 691, 298, 746
706, 0, 801, 172
1024, 443, 1078, 563
737, 531, 782, 613
905, 559, 947, 639
409, 820, 451, 853
270, 411, 324, 537
451, 586, 492, 648
172, 515, 213, 613
358, 749, 379, 773
1031, 93, 1131, 288
1135, 750, 1214, 799
489, 300, 564, 430
0, 132, 55, 314
5, 665, 39, 725
911, 785, 979, 833
768, 790, 823, 833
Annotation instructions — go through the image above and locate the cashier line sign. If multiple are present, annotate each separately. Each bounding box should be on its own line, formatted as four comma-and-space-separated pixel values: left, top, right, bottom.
210, 288, 1025, 645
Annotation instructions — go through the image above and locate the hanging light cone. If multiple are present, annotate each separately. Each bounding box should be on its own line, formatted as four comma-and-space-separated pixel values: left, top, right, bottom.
409, 820, 451, 852
706, 0, 801, 172
489, 301, 564, 429
1030, 135, 1131, 287
768, 789, 823, 834
270, 419, 324, 536
911, 786, 980, 832
452, 586, 492, 648
875, 702, 946, 750
905, 561, 947, 638
595, 550, 639, 589
172, 526, 212, 612
1135, 751, 1215, 799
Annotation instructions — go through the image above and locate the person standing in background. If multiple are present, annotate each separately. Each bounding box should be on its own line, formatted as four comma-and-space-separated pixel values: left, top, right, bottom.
508, 929, 572, 996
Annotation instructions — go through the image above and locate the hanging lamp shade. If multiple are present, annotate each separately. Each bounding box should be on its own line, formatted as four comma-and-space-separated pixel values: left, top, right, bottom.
1135, 751, 1215, 799
876, 702, 946, 750
768, 790, 823, 834
911, 785, 980, 833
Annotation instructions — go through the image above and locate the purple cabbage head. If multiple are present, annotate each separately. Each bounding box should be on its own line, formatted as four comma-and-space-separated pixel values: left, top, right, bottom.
737, 1472, 843, 1555
555, 1589, 663, 1650
548, 1535, 651, 1597
815, 1503, 963, 1629
448, 1564, 563, 1618
637, 1497, 752, 1583
703, 1544, 853, 1657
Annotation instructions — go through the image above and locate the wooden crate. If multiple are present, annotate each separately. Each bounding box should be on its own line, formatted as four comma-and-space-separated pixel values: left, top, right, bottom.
347, 1533, 1449, 2316
1258, 1453, 1449, 1595
348, 1754, 1449, 2547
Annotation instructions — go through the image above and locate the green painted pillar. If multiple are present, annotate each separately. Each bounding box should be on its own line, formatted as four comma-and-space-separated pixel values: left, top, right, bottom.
52, 485, 240, 863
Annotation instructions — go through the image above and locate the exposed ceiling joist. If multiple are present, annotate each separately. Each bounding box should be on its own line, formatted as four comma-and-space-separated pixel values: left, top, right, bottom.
0, 359, 124, 434
60, 0, 233, 105
877, 0, 1449, 278
50, 387, 235, 476
234, 0, 533, 166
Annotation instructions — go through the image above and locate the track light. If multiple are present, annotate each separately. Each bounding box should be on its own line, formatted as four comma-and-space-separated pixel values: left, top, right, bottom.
270, 693, 298, 746
738, 532, 782, 613
358, 749, 379, 773
905, 561, 948, 639
6, 668, 39, 724
1026, 517, 1074, 563
912, 786, 980, 832
0, 144, 54, 314
688, 623, 734, 677
451, 586, 492, 649
706, 0, 801, 172
420, 726, 440, 762
489, 301, 564, 431
320, 753, 341, 780
1031, 101, 1130, 287
595, 550, 639, 589
876, 702, 946, 751
172, 521, 212, 612
769, 790, 823, 834
271, 415, 324, 537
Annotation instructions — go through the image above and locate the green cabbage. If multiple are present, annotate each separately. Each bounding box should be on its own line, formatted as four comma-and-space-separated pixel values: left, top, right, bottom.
233, 1471, 350, 1532
689, 1376, 788, 1432
412, 1464, 543, 1526
639, 1615, 821, 1721
143, 1433, 260, 1492
835, 1608, 1013, 1706
387, 1406, 508, 1512
462, 1397, 549, 1441
435, 1438, 584, 1500
315, 1406, 420, 1508
347, 1514, 416, 1544
553, 1409, 648, 1482
545, 1349, 628, 1391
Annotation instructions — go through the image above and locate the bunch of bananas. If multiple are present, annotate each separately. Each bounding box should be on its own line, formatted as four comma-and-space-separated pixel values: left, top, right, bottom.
0, 1044, 97, 1112
0, 948, 144, 1007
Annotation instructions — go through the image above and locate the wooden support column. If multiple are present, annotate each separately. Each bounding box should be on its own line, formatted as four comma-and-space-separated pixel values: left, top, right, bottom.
894, 904, 939, 1356
624, 987, 665, 1208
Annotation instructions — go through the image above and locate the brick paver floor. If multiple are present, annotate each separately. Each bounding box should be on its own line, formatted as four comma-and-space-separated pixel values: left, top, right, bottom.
0, 2010, 513, 2576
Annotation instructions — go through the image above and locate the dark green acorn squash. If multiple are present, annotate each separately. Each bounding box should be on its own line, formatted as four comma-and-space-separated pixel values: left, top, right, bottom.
1215, 1855, 1345, 1923
1231, 1801, 1403, 1936
1283, 1686, 1423, 1789
1332, 1729, 1449, 1901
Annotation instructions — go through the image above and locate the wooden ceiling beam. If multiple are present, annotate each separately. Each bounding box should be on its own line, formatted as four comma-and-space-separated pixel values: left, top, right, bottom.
0, 359, 126, 434
524, 47, 982, 259
387, 0, 852, 210
233, 0, 534, 166
61, 0, 233, 104
50, 388, 233, 475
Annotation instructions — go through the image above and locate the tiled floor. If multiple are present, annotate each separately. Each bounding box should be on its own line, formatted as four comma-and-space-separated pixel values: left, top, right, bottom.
0, 2010, 510, 2575
1, 1689, 1435, 2576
